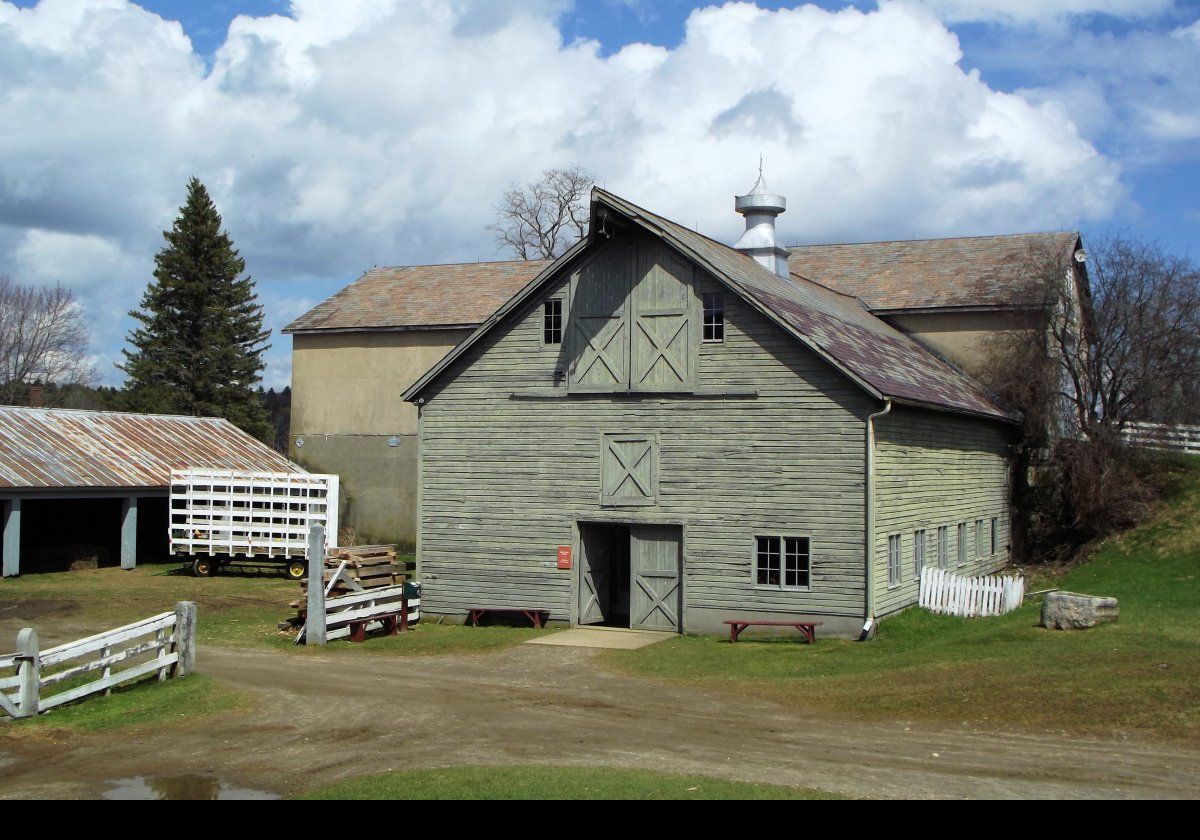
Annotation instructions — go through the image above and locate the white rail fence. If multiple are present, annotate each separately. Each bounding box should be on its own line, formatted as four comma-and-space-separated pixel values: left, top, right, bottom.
1123, 422, 1200, 456
0, 602, 196, 719
298, 584, 420, 645
919, 568, 1025, 618
170, 469, 339, 559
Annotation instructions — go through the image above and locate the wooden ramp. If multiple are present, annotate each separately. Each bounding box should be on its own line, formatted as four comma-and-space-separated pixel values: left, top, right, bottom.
526, 626, 675, 650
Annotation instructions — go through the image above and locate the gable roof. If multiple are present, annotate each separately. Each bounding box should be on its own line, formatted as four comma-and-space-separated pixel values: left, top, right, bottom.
283, 260, 551, 334
0, 406, 299, 490
787, 232, 1080, 312
405, 188, 1017, 423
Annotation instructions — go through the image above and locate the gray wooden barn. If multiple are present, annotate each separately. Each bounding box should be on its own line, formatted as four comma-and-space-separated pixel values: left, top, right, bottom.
0, 406, 298, 577
405, 180, 1019, 638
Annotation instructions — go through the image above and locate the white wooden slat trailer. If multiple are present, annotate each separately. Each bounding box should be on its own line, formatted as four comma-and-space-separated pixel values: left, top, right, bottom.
169, 469, 339, 579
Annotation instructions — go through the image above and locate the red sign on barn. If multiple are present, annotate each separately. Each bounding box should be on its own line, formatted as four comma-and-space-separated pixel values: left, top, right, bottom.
557, 545, 573, 570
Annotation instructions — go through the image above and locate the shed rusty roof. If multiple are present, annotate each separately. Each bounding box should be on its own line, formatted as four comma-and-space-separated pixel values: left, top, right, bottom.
283, 260, 551, 333
0, 406, 300, 490
787, 232, 1080, 311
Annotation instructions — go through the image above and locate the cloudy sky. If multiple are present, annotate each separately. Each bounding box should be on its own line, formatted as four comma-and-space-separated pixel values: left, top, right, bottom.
1, 0, 1197, 389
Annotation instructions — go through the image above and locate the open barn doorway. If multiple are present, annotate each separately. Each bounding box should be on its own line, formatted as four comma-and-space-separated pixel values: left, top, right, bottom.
577, 522, 681, 632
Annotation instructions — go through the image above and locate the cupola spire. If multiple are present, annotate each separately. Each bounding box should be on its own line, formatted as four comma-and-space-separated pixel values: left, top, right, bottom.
734, 162, 790, 278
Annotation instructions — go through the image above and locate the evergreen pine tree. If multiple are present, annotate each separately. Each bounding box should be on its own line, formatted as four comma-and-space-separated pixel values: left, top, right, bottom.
121, 177, 271, 440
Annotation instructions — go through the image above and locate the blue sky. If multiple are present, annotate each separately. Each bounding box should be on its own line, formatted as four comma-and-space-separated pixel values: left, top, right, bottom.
1, 0, 1197, 388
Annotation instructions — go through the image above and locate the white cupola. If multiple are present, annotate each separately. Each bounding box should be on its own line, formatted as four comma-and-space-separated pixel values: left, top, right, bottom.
734, 164, 791, 278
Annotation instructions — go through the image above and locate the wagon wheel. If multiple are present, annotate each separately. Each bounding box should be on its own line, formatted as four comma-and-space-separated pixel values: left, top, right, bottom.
191, 557, 217, 578
286, 560, 306, 581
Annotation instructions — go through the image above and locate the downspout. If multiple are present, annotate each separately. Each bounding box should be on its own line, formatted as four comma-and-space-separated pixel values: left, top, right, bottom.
862, 398, 892, 640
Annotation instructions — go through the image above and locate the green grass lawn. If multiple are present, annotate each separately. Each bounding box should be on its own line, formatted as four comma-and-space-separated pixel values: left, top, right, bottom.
0, 556, 548, 657
3, 674, 246, 735
296, 765, 843, 800
605, 456, 1200, 743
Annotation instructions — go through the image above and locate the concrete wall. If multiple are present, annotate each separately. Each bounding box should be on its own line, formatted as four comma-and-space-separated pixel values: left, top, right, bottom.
290, 329, 467, 548
883, 310, 1039, 377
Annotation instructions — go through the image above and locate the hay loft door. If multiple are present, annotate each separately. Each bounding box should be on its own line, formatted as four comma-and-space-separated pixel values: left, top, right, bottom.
630, 524, 682, 632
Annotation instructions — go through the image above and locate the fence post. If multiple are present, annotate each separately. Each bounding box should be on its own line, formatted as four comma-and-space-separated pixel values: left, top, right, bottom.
306, 524, 327, 646
174, 601, 197, 677
15, 627, 39, 718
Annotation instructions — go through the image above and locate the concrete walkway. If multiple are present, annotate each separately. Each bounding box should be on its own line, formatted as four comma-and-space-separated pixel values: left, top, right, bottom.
526, 626, 675, 650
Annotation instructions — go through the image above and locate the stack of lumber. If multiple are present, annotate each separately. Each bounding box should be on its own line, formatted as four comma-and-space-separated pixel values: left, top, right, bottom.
282, 545, 415, 631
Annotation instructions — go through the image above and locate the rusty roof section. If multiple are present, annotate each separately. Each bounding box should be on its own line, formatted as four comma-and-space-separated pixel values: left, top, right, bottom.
283, 260, 552, 333
593, 190, 1016, 422
787, 232, 1080, 311
0, 406, 300, 490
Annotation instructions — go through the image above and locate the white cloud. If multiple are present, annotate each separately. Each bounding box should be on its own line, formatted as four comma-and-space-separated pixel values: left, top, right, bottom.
0, 0, 1125, 387
917, 0, 1175, 26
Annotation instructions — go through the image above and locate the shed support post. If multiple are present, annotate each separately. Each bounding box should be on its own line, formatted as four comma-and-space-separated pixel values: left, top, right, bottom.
305, 524, 327, 646
121, 496, 138, 570
2, 497, 21, 578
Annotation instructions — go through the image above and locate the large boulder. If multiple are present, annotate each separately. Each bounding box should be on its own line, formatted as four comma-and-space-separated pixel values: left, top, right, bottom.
1041, 591, 1120, 630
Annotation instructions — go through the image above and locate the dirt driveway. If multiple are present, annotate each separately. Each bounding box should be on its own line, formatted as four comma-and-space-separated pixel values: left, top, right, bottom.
2, 642, 1199, 799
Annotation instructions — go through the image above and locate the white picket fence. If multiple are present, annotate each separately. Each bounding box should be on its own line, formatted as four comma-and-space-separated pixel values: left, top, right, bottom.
1123, 422, 1200, 456
297, 584, 420, 644
919, 567, 1025, 618
0, 602, 196, 719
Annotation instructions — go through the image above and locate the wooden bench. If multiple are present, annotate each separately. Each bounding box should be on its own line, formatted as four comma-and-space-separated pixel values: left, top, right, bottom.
347, 608, 410, 643
467, 608, 549, 629
723, 619, 823, 644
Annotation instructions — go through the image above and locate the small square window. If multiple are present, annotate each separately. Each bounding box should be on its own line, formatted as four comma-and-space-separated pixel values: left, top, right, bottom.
888, 534, 902, 587
702, 292, 725, 342
543, 299, 563, 345
913, 529, 926, 577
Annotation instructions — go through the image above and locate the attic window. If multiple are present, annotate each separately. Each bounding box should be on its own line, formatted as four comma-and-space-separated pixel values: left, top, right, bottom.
543, 299, 563, 345
702, 292, 725, 342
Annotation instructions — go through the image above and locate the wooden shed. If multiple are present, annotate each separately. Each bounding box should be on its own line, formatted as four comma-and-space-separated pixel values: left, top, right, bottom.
0, 406, 298, 577
404, 187, 1020, 638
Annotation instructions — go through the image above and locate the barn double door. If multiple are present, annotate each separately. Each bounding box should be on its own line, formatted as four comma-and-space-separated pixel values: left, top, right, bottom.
578, 523, 681, 632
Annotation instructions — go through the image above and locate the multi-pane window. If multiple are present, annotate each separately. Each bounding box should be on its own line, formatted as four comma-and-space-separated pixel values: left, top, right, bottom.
888, 534, 902, 587
937, 526, 948, 569
543, 299, 563, 345
957, 523, 967, 566
702, 292, 725, 342
990, 517, 998, 555
913, 529, 926, 577
975, 519, 985, 558
755, 536, 811, 589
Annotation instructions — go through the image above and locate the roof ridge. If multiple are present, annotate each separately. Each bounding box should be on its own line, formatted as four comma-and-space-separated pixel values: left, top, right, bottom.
786, 230, 1079, 249
0, 405, 228, 423
364, 258, 553, 272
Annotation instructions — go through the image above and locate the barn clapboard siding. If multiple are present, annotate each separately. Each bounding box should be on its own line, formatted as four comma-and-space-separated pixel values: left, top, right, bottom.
872, 408, 1013, 617
418, 231, 876, 632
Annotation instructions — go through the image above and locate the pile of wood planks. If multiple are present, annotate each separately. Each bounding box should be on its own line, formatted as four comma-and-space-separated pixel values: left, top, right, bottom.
283, 545, 415, 631
300, 545, 413, 595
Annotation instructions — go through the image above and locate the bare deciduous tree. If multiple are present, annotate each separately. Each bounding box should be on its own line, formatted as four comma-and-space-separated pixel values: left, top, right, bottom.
488, 166, 595, 260
979, 236, 1200, 554
0, 276, 94, 406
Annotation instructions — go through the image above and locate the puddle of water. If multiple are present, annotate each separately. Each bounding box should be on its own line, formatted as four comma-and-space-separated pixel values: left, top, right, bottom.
102, 775, 280, 800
